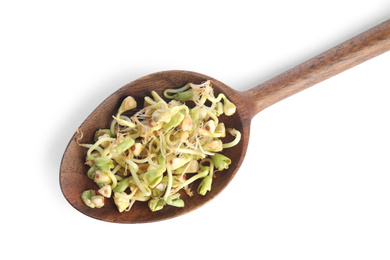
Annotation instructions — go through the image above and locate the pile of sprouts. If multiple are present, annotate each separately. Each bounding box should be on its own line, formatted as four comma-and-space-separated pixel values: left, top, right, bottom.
78, 80, 241, 213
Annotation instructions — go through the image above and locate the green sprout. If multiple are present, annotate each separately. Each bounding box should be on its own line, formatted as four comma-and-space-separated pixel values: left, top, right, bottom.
172, 89, 195, 101
166, 194, 184, 207
78, 81, 241, 213
113, 177, 133, 193
197, 175, 212, 196
211, 153, 231, 171
163, 112, 185, 132
81, 190, 105, 208
114, 135, 135, 154
98, 184, 112, 198
149, 198, 166, 212
81, 190, 96, 208
113, 192, 132, 213
118, 96, 137, 116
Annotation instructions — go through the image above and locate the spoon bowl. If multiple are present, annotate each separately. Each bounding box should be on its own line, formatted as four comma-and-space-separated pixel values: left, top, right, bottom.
60, 19, 390, 223
60, 71, 250, 223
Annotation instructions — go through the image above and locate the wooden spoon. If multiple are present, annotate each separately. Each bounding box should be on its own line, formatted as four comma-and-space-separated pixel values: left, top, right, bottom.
60, 19, 390, 223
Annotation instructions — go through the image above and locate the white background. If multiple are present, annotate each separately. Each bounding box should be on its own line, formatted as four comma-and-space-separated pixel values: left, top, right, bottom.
1, 1, 390, 259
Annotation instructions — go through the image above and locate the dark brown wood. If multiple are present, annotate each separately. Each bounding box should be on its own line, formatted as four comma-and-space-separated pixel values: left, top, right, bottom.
60, 19, 390, 223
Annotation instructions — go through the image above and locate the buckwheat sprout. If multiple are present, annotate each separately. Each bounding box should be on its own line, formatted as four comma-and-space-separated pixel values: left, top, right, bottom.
158, 131, 168, 157
177, 159, 193, 180
117, 96, 137, 116
147, 152, 160, 168
195, 135, 215, 156
128, 162, 150, 196
78, 81, 241, 213
149, 123, 164, 133
148, 136, 160, 154
78, 143, 105, 157
197, 158, 215, 195
163, 83, 191, 98
222, 128, 241, 149
123, 157, 139, 173
171, 147, 209, 157
164, 131, 177, 146
197, 130, 225, 138
200, 158, 215, 173
204, 107, 219, 124
198, 93, 208, 106
163, 165, 173, 201
110, 119, 118, 136
112, 115, 136, 128
122, 163, 129, 177
144, 94, 157, 105
151, 91, 167, 104
106, 170, 117, 189
112, 164, 121, 174
171, 166, 210, 193
202, 92, 224, 103
129, 156, 148, 164
85, 137, 115, 161
170, 104, 190, 116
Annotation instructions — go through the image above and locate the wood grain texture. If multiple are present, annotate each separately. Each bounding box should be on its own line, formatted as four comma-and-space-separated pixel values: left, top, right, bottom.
60, 19, 390, 223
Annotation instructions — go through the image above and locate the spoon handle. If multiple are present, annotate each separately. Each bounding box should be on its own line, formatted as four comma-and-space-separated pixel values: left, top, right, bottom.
245, 19, 390, 118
